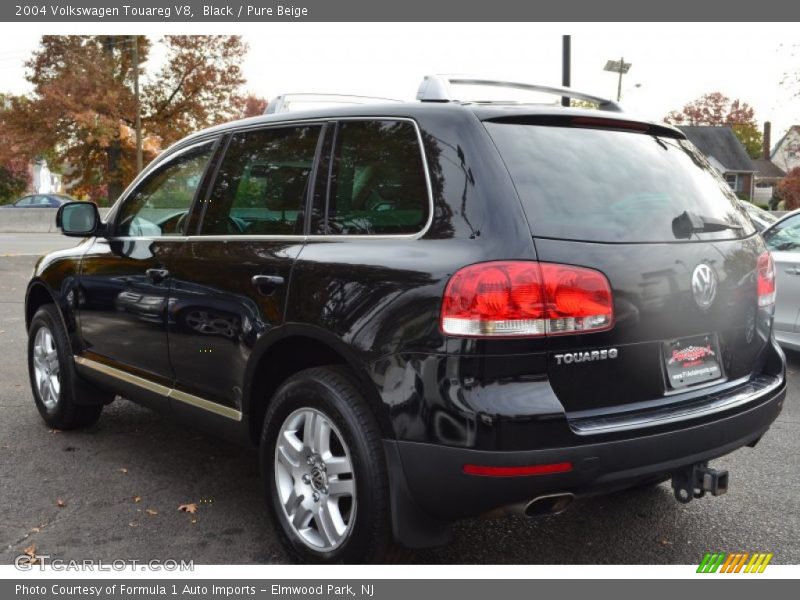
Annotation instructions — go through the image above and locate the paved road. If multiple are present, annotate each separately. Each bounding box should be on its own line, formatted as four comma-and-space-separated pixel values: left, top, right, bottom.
0, 234, 82, 257
1, 253, 798, 565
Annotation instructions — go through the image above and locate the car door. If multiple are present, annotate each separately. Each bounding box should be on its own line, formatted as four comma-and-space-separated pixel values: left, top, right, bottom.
166, 123, 323, 418
764, 214, 800, 340
76, 138, 219, 390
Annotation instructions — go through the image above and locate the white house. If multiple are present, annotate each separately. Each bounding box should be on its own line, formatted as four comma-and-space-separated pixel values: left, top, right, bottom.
771, 125, 800, 173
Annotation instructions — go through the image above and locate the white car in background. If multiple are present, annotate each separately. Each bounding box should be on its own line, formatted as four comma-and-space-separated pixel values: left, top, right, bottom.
763, 210, 800, 350
739, 200, 779, 232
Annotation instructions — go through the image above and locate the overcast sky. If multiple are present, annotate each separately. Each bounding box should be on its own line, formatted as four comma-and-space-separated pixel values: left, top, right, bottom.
1, 23, 798, 145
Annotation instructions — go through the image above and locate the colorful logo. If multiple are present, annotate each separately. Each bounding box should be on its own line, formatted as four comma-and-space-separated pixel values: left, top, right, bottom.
669, 344, 715, 366
697, 552, 773, 573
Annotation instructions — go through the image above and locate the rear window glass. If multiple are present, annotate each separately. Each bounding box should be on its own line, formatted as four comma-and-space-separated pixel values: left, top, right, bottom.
484, 123, 753, 243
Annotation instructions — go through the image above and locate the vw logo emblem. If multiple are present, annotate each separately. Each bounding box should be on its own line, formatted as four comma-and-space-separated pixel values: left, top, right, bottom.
692, 263, 717, 309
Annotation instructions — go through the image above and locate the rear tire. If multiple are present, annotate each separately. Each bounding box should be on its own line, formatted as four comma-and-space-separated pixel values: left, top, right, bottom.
27, 304, 110, 430
260, 366, 390, 563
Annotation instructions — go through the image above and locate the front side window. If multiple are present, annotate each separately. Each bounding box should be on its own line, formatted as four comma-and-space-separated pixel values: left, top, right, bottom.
115, 140, 215, 237
200, 125, 321, 236
314, 120, 430, 236
765, 215, 800, 252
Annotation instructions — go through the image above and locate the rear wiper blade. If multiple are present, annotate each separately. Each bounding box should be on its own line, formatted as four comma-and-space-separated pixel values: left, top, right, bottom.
672, 210, 743, 239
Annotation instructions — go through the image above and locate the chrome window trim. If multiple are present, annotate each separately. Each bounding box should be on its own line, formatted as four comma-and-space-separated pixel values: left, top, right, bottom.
103, 116, 435, 244
74, 356, 242, 422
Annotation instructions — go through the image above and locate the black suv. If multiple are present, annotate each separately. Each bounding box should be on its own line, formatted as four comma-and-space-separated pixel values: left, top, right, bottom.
25, 77, 786, 563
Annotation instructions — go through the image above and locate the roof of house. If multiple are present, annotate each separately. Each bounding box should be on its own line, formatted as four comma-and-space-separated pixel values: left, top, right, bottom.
752, 158, 786, 179
677, 125, 755, 172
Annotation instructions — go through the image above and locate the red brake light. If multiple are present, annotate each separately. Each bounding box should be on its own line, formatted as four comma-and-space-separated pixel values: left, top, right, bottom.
440, 261, 614, 337
757, 251, 776, 309
463, 462, 573, 477
570, 116, 650, 132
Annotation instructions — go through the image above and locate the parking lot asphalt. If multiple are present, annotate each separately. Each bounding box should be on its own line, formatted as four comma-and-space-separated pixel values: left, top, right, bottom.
1, 251, 798, 565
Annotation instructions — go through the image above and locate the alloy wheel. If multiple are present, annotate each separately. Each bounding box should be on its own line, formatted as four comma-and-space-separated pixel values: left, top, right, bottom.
274, 408, 356, 552
32, 326, 61, 410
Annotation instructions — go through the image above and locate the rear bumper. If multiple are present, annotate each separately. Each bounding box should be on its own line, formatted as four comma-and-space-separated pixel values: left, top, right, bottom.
385, 374, 785, 545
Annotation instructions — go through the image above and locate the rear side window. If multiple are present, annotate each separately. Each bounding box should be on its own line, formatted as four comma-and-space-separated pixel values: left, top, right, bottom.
484, 123, 753, 243
200, 125, 321, 236
313, 120, 429, 236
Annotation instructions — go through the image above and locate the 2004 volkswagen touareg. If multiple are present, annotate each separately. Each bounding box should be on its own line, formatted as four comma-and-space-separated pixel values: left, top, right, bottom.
24, 76, 786, 563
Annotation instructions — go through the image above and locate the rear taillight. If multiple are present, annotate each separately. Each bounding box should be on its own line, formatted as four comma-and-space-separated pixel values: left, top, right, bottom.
757, 251, 776, 309
440, 261, 614, 337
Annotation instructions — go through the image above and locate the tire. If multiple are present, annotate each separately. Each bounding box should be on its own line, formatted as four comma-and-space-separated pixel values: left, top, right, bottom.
260, 365, 390, 563
27, 304, 109, 430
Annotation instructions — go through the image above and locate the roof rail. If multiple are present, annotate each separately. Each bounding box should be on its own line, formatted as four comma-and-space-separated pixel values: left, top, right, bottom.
416, 75, 623, 113
265, 93, 402, 115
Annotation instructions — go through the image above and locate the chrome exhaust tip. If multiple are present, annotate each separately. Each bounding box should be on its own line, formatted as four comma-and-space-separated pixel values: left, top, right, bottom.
523, 493, 575, 518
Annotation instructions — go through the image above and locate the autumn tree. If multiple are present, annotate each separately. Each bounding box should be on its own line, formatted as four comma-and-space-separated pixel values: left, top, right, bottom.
778, 167, 800, 210
664, 92, 763, 159
1, 35, 247, 203
242, 94, 268, 118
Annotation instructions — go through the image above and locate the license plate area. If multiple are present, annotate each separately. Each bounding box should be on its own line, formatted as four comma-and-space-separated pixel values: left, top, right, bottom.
662, 334, 723, 390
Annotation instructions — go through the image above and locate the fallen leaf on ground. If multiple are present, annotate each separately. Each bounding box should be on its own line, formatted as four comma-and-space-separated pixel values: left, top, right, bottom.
23, 544, 36, 557
133, 496, 141, 503
145, 508, 158, 516
30, 527, 40, 533
119, 468, 128, 474
178, 503, 198, 514
660, 539, 672, 546
56, 499, 66, 508
128, 521, 138, 527
190, 519, 197, 524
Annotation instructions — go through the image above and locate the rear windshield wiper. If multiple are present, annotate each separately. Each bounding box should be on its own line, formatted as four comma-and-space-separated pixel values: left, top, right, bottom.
672, 210, 743, 239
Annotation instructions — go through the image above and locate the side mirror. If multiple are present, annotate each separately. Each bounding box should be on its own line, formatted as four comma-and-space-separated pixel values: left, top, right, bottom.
56, 202, 101, 237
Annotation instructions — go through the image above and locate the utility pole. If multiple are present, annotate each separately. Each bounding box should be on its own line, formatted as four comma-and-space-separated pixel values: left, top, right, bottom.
561, 35, 571, 107
132, 36, 143, 174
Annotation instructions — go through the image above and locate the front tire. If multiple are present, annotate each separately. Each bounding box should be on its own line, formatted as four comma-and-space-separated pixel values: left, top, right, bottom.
27, 304, 109, 429
260, 366, 390, 563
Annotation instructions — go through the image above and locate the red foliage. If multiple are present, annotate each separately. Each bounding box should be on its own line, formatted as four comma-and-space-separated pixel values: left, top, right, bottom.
778, 167, 800, 210
665, 92, 757, 127
242, 94, 268, 118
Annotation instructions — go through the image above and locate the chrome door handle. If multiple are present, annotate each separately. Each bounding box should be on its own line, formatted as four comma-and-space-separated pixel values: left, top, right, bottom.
146, 268, 170, 283
251, 274, 285, 293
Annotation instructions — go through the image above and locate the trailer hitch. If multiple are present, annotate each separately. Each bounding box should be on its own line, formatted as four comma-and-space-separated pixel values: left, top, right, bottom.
671, 462, 729, 503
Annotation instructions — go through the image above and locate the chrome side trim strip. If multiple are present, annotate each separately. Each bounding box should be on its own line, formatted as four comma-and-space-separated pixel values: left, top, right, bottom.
169, 388, 242, 422
74, 356, 171, 396
74, 356, 242, 422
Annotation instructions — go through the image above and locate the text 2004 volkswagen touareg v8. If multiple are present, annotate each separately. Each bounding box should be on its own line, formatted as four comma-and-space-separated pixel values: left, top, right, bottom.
24, 77, 786, 563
